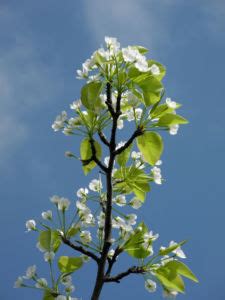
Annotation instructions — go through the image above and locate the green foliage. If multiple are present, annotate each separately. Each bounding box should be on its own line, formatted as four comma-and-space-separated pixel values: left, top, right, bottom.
113, 166, 150, 201
38, 230, 61, 253
43, 291, 55, 300
80, 138, 102, 175
159, 241, 186, 256
116, 144, 132, 166
137, 132, 163, 166
148, 60, 166, 81
157, 113, 188, 127
58, 256, 83, 273
81, 82, 103, 111
123, 222, 151, 258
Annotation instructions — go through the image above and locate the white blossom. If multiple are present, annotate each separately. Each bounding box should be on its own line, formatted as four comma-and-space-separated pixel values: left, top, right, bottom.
135, 53, 149, 72
50, 195, 61, 205
151, 166, 162, 184
149, 64, 160, 75
105, 36, 120, 54
65, 285, 75, 293
104, 156, 110, 167
129, 198, 143, 209
24, 265, 36, 279
58, 197, 70, 211
76, 188, 89, 198
144, 231, 159, 243
97, 212, 105, 228
25, 219, 36, 231
117, 118, 124, 129
122, 46, 139, 62
170, 241, 186, 259
35, 278, 48, 289
89, 179, 102, 192
169, 124, 179, 135
145, 279, 157, 293
113, 195, 126, 207
166, 98, 177, 109
70, 99, 82, 110
126, 214, 137, 225
131, 151, 142, 160
80, 230, 92, 244
108, 249, 115, 259
61, 275, 72, 286
36, 242, 45, 253
155, 160, 162, 166
163, 290, 178, 299
52, 111, 67, 131
41, 210, 52, 220
14, 276, 24, 288
44, 251, 55, 262
126, 108, 143, 121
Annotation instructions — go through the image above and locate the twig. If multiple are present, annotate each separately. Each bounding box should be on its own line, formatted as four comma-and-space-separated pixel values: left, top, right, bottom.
104, 266, 146, 283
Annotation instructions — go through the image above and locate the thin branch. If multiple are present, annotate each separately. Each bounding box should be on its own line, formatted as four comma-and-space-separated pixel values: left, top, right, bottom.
105, 246, 123, 276
105, 82, 115, 117
98, 131, 110, 147
114, 126, 144, 156
61, 236, 100, 264
104, 266, 146, 283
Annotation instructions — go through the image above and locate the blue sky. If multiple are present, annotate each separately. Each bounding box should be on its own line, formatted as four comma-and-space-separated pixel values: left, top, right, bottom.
1, 1, 225, 299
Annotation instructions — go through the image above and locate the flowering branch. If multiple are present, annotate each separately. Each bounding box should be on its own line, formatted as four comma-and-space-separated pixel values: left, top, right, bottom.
98, 131, 110, 147
104, 266, 146, 283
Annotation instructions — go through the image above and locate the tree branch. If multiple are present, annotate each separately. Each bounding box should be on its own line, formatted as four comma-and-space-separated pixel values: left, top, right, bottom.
61, 236, 100, 264
105, 246, 123, 276
114, 126, 144, 156
104, 266, 146, 283
98, 131, 110, 147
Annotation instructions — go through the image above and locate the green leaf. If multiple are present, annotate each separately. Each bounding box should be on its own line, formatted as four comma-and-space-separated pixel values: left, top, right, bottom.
135, 75, 164, 106
155, 270, 185, 293
116, 145, 132, 166
80, 138, 102, 175
43, 291, 55, 300
137, 132, 163, 166
165, 261, 199, 283
81, 82, 103, 111
113, 166, 150, 201
159, 240, 186, 256
157, 113, 188, 126
148, 60, 166, 81
58, 256, 83, 273
134, 45, 149, 54
38, 230, 61, 253
150, 103, 181, 119
123, 222, 151, 258
66, 226, 79, 238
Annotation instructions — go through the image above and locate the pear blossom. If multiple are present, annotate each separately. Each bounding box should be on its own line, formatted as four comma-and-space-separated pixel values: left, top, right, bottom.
122, 46, 139, 62
135, 54, 149, 72
169, 124, 179, 135
44, 251, 55, 262
105, 36, 120, 53
145, 279, 157, 293
155, 160, 162, 166
126, 108, 143, 121
14, 276, 24, 288
80, 230, 92, 244
117, 118, 124, 129
76, 200, 87, 211
24, 265, 36, 279
41, 210, 52, 220
131, 151, 142, 160
97, 212, 105, 228
144, 231, 159, 243
61, 275, 72, 286
70, 99, 82, 110
170, 241, 186, 258
52, 111, 67, 131
65, 285, 75, 293
50, 195, 61, 205
108, 249, 115, 259
166, 98, 177, 109
35, 278, 48, 289
163, 290, 178, 299
151, 166, 162, 184
126, 214, 137, 225
25, 220, 36, 231
76, 188, 89, 198
89, 179, 102, 192
113, 195, 126, 207
129, 197, 143, 209
149, 64, 160, 75
104, 156, 110, 167
58, 197, 70, 211
36, 242, 45, 253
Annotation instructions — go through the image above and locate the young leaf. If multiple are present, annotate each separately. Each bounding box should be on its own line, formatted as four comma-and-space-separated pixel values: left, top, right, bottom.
155, 270, 185, 293
116, 144, 132, 166
157, 113, 188, 127
165, 261, 199, 283
43, 291, 55, 300
80, 138, 102, 175
137, 132, 163, 166
58, 256, 83, 273
159, 240, 186, 256
38, 230, 61, 253
148, 60, 166, 81
81, 81, 103, 111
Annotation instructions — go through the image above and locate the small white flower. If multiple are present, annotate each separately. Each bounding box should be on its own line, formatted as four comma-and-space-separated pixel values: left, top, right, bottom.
155, 160, 162, 166
65, 151, 74, 158
65, 284, 75, 293
126, 214, 137, 225
151, 166, 162, 185
169, 124, 179, 135
129, 198, 143, 209
89, 179, 102, 192
41, 210, 52, 220
113, 195, 126, 207
104, 156, 110, 167
149, 64, 160, 75
77, 188, 89, 198
44, 251, 55, 262
108, 249, 115, 259
163, 289, 178, 299
131, 151, 142, 160
122, 46, 139, 62
76, 200, 87, 211
97, 212, 105, 228
61, 275, 72, 286
105, 36, 120, 53
166, 98, 177, 109
35, 278, 48, 289
14, 276, 24, 288
62, 127, 73, 135
50, 195, 61, 205
25, 265, 36, 279
135, 54, 149, 72
52, 111, 67, 132
127, 108, 143, 122
117, 118, 124, 129
145, 279, 157, 293
116, 141, 126, 150
70, 99, 82, 110
58, 197, 70, 211
25, 220, 36, 231
170, 241, 186, 259
80, 230, 92, 244
144, 231, 159, 243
